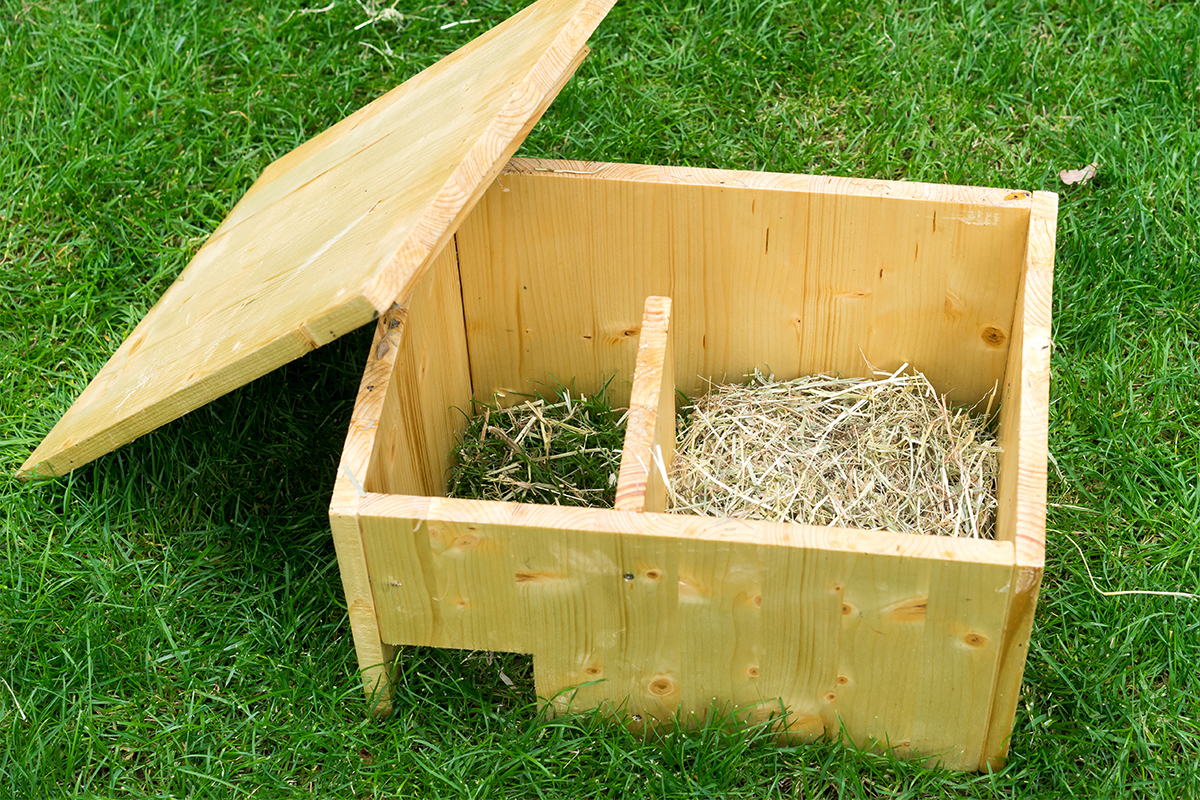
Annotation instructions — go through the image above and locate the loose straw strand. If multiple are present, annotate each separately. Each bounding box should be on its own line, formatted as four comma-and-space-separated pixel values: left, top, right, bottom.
1066, 533, 1199, 600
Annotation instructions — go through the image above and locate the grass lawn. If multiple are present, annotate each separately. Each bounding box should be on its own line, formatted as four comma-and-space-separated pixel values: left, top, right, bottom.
3, 0, 1199, 796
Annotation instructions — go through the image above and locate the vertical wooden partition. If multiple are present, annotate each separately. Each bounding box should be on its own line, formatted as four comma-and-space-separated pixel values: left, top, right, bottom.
615, 296, 675, 513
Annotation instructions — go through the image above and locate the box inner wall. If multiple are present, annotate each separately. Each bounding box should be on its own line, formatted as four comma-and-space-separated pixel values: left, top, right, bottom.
364, 163, 1031, 544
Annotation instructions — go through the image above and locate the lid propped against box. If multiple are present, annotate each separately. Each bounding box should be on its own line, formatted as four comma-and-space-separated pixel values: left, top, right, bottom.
19, 0, 614, 479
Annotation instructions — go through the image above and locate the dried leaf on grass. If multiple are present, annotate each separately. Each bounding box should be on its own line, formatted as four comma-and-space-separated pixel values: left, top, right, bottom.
448, 383, 626, 507
669, 367, 1002, 538
1059, 162, 1098, 186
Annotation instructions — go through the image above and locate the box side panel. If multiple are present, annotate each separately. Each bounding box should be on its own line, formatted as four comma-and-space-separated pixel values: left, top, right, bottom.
455, 159, 1030, 408
365, 240, 473, 496
358, 495, 1015, 770
330, 300, 414, 712
328, 239, 470, 712
984, 191, 1055, 768
994, 192, 1055, 564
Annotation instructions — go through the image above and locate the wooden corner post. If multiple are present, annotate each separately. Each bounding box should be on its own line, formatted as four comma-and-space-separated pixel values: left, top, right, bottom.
329, 303, 409, 717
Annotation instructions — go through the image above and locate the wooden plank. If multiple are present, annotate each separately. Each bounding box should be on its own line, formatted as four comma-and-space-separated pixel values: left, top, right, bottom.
365, 241, 473, 497
615, 296, 675, 513
329, 511, 398, 716
327, 239, 471, 711
982, 190, 1056, 769
19, 0, 614, 479
910, 558, 1010, 768
455, 158, 1031, 409
993, 191, 1056, 566
329, 302, 406, 715
356, 494, 1016, 767
980, 564, 1042, 769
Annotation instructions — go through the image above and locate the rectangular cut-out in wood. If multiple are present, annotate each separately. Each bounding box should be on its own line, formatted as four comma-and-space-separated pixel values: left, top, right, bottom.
333, 158, 1057, 771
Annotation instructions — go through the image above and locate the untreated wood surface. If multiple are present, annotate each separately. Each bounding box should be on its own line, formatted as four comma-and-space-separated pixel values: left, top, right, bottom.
994, 191, 1056, 568
982, 190, 1056, 769
330, 240, 473, 710
615, 296, 675, 513
356, 494, 1017, 770
457, 158, 1031, 409
336, 163, 1053, 769
20, 0, 614, 479
364, 240, 474, 498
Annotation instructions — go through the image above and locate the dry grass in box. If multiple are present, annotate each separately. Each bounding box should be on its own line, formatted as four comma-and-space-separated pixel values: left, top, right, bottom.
669, 367, 1002, 538
448, 385, 626, 507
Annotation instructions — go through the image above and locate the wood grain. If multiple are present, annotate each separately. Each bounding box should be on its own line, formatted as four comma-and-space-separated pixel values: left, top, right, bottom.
615, 296, 675, 513
328, 240, 471, 710
329, 300, 406, 715
456, 158, 1031, 408
982, 190, 1056, 769
364, 241, 474, 498
19, 0, 614, 479
357, 494, 1016, 769
993, 191, 1056, 568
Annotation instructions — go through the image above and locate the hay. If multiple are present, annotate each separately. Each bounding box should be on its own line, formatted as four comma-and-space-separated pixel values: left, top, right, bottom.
669, 366, 1002, 538
448, 385, 626, 507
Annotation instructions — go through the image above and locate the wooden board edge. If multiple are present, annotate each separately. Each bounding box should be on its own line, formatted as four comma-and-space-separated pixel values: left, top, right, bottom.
500, 158, 1039, 210
360, 33, 598, 310
1013, 193, 1057, 569
978, 563, 1044, 770
331, 303, 407, 508
327, 305, 408, 715
615, 297, 675, 512
358, 493, 1017, 567
329, 506, 397, 717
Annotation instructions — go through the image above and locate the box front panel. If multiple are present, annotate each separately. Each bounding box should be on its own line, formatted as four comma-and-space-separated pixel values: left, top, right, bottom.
357, 495, 1015, 770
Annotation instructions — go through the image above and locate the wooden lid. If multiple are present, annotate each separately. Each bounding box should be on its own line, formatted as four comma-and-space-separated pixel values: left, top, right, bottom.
20, 0, 614, 479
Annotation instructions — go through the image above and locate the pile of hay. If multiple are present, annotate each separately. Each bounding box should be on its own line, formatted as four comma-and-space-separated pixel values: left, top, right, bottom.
669, 367, 1001, 538
448, 387, 626, 507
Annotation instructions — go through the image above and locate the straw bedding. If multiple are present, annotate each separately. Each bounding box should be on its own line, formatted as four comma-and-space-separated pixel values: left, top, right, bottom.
447, 368, 1001, 539
668, 367, 1001, 538
448, 388, 625, 507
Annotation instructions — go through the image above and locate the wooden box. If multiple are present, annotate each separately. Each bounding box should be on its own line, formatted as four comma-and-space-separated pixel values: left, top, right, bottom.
332, 159, 1056, 772
20, 0, 1055, 772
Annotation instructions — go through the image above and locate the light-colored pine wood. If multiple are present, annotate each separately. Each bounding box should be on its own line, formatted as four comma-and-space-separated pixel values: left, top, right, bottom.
993, 192, 1056, 568
615, 296, 675, 513
981, 190, 1056, 769
19, 0, 614, 480
364, 241, 474, 497
329, 304, 405, 716
344, 163, 1052, 767
356, 493, 1016, 769
329, 241, 472, 709
456, 158, 1031, 409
